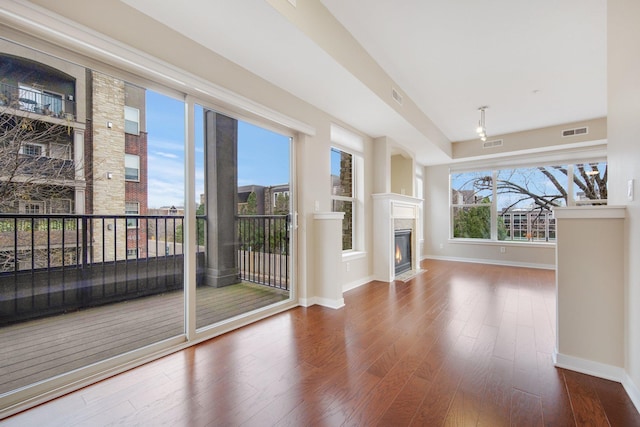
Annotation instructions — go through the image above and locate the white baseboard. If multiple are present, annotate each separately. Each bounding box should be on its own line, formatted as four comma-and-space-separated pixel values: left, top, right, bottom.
297, 297, 316, 307
623, 373, 640, 414
342, 275, 374, 293
298, 296, 345, 310
315, 297, 345, 309
553, 351, 640, 413
423, 255, 555, 270
553, 351, 625, 382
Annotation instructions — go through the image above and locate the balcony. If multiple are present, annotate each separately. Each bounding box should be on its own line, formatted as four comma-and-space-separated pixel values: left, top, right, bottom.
0, 82, 77, 121
0, 213, 290, 394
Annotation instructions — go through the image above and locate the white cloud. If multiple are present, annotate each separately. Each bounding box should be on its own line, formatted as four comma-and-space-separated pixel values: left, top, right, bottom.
154, 151, 179, 159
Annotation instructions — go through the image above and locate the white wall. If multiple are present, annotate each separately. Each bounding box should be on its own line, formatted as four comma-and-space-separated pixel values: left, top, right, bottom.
608, 0, 640, 407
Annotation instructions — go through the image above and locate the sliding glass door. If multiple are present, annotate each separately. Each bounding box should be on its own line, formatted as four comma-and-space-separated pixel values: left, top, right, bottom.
194, 105, 292, 330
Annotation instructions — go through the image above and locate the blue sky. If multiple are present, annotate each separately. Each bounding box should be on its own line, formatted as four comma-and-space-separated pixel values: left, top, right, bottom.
145, 91, 290, 208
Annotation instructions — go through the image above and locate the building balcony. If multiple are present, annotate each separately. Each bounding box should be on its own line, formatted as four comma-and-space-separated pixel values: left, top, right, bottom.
0, 213, 291, 394
0, 82, 77, 122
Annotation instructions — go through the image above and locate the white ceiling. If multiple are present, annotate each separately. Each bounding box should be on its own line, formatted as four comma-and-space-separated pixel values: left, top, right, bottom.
122, 0, 607, 165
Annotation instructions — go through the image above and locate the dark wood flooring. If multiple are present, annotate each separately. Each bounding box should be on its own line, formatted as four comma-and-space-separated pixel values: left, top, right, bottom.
3, 260, 639, 426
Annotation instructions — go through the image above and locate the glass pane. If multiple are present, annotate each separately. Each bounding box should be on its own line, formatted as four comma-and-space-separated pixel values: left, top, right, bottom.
495, 167, 566, 242
331, 147, 353, 197
574, 162, 607, 205
452, 205, 491, 239
332, 199, 353, 250
451, 171, 493, 204
0, 38, 186, 395
196, 111, 291, 330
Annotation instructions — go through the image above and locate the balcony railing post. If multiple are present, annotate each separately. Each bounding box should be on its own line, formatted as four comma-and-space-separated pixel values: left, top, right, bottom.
81, 216, 89, 269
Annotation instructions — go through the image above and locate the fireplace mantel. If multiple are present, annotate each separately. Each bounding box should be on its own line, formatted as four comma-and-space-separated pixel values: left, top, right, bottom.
372, 193, 422, 282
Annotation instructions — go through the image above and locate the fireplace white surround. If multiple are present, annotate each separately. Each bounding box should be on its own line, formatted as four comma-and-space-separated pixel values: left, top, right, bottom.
372, 193, 422, 282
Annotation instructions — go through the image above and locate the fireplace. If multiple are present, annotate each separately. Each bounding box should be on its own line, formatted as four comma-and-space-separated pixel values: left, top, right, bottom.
394, 229, 412, 275
372, 193, 421, 282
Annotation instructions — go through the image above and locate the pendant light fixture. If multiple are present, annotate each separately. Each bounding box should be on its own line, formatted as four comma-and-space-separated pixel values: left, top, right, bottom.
476, 106, 488, 141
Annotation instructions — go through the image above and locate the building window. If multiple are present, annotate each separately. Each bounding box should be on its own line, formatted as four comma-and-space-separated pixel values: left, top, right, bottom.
20, 142, 46, 157
125, 202, 139, 228
49, 199, 72, 214
49, 143, 71, 160
19, 201, 44, 214
125, 154, 140, 181
126, 248, 138, 259
124, 106, 140, 135
331, 147, 355, 251
450, 161, 607, 242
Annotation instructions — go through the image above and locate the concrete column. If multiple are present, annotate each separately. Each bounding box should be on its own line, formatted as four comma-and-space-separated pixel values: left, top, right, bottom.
204, 111, 238, 287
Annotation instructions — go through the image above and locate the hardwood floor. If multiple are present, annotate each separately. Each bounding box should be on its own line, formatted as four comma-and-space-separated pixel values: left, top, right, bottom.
3, 260, 639, 426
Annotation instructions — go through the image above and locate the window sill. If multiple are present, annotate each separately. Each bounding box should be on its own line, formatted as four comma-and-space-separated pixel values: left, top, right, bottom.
342, 250, 366, 261
448, 239, 555, 248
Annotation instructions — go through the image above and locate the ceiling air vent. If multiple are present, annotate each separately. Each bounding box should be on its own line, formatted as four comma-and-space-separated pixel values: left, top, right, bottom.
562, 126, 588, 137
392, 88, 403, 106
483, 139, 503, 149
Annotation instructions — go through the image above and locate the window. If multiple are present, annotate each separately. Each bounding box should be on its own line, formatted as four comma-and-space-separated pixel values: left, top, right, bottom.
126, 248, 138, 259
124, 106, 140, 135
125, 154, 140, 181
20, 142, 46, 157
18, 83, 41, 113
331, 147, 355, 250
450, 161, 607, 242
451, 170, 493, 239
125, 202, 139, 228
273, 191, 289, 207
49, 199, 72, 214
19, 201, 44, 214
42, 90, 64, 116
18, 84, 64, 116
49, 143, 71, 160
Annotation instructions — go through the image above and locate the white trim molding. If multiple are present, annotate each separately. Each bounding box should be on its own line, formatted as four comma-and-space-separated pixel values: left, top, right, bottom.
342, 275, 374, 293
553, 205, 627, 219
553, 351, 626, 383
315, 297, 345, 310
423, 255, 555, 271
553, 351, 640, 413
623, 373, 640, 414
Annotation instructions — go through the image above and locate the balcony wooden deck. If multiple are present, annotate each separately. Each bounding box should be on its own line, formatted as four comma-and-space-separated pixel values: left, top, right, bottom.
0, 282, 289, 395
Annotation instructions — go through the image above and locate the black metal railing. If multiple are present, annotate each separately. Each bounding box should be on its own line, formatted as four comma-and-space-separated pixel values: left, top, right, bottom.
237, 214, 290, 290
0, 82, 77, 121
0, 213, 205, 325
0, 213, 290, 325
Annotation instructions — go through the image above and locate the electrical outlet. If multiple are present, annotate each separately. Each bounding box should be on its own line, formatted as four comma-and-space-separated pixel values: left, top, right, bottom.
500, 246, 506, 253
346, 262, 350, 272
439, 243, 444, 249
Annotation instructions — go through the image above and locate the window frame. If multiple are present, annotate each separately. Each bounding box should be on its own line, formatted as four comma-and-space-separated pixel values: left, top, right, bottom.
20, 142, 47, 157
330, 145, 363, 253
450, 160, 607, 243
124, 105, 140, 135
19, 200, 45, 214
124, 153, 140, 181
125, 201, 139, 229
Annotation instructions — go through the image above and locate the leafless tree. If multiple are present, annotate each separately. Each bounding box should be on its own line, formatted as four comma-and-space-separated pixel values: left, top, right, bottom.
0, 104, 77, 213
470, 163, 607, 214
